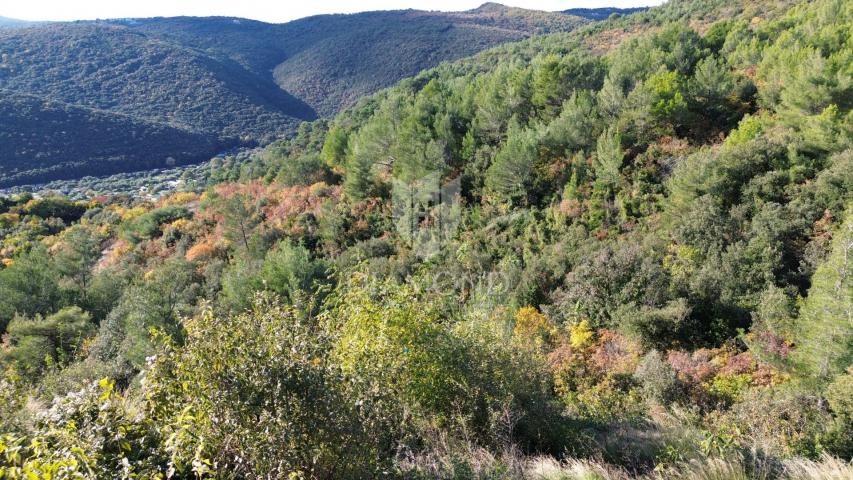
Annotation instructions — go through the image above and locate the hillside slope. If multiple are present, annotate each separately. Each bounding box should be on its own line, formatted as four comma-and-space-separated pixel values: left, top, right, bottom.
0, 4, 585, 186
0, 23, 316, 137
0, 92, 222, 187
123, 4, 587, 116
562, 7, 649, 20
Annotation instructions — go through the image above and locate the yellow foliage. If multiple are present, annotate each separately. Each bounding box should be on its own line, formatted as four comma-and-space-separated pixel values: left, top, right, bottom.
99, 240, 131, 269
569, 319, 594, 350
2, 258, 13, 267
663, 243, 701, 281
43, 235, 60, 250
168, 218, 192, 232
0, 213, 19, 228
162, 191, 198, 206
513, 306, 557, 346
120, 206, 147, 221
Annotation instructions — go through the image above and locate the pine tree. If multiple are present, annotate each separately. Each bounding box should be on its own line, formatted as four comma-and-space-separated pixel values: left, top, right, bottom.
593, 126, 623, 191
484, 120, 539, 205
795, 208, 853, 382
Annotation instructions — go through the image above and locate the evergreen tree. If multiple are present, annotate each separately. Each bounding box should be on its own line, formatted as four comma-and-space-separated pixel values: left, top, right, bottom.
593, 126, 623, 191
484, 120, 540, 205
795, 208, 853, 382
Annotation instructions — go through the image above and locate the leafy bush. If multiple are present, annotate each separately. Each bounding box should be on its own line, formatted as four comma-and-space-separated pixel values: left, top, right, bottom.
145, 292, 395, 478
0, 379, 167, 478
119, 205, 190, 243
634, 350, 682, 405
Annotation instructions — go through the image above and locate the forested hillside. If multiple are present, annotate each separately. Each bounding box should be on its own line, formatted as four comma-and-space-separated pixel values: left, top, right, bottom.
0, 0, 851, 478
0, 23, 315, 185
0, 93, 222, 186
126, 4, 587, 116
562, 7, 649, 20
0, 4, 585, 186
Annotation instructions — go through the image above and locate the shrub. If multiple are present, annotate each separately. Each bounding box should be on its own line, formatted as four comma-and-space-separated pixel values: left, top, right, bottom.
119, 205, 190, 243
260, 240, 329, 305
145, 293, 395, 478
513, 306, 559, 349
725, 389, 829, 458
634, 350, 682, 405
22, 196, 87, 223
0, 379, 167, 478
329, 274, 568, 452
328, 275, 475, 427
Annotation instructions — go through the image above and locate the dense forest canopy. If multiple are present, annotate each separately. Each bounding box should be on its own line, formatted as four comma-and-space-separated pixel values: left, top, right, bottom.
0, 0, 852, 478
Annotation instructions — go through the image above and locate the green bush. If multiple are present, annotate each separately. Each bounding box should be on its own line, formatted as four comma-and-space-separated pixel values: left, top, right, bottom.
327, 274, 568, 452
119, 205, 190, 243
0, 379, 167, 478
145, 292, 396, 478
21, 197, 87, 223
634, 350, 682, 405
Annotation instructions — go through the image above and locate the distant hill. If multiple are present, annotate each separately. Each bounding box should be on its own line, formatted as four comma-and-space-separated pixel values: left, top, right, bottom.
123, 4, 587, 116
0, 92, 223, 187
562, 7, 649, 20
0, 4, 587, 186
0, 17, 33, 28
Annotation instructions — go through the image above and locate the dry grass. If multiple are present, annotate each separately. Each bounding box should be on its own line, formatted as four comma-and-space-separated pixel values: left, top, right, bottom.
654, 455, 772, 480
399, 449, 853, 480
526, 456, 631, 480
782, 454, 853, 480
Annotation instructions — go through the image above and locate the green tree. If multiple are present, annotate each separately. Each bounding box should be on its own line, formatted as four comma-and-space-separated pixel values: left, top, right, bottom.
593, 126, 623, 192
484, 120, 540, 205
120, 205, 190, 243
343, 115, 398, 200
0, 245, 61, 332
2, 307, 94, 376
531, 54, 603, 120
794, 208, 853, 382
22, 196, 86, 223
689, 55, 742, 128
320, 124, 349, 167
92, 257, 201, 370
54, 225, 101, 303
261, 240, 328, 305
645, 68, 688, 124
543, 90, 600, 154
219, 194, 262, 253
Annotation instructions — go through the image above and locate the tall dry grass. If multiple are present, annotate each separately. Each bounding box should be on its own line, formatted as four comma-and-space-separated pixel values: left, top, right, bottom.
400, 449, 853, 480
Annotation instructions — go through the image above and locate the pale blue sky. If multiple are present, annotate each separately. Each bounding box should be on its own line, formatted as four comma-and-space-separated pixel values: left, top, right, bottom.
4, 0, 664, 23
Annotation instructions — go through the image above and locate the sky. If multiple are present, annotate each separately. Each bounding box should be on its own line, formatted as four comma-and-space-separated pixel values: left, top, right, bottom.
3, 0, 665, 23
